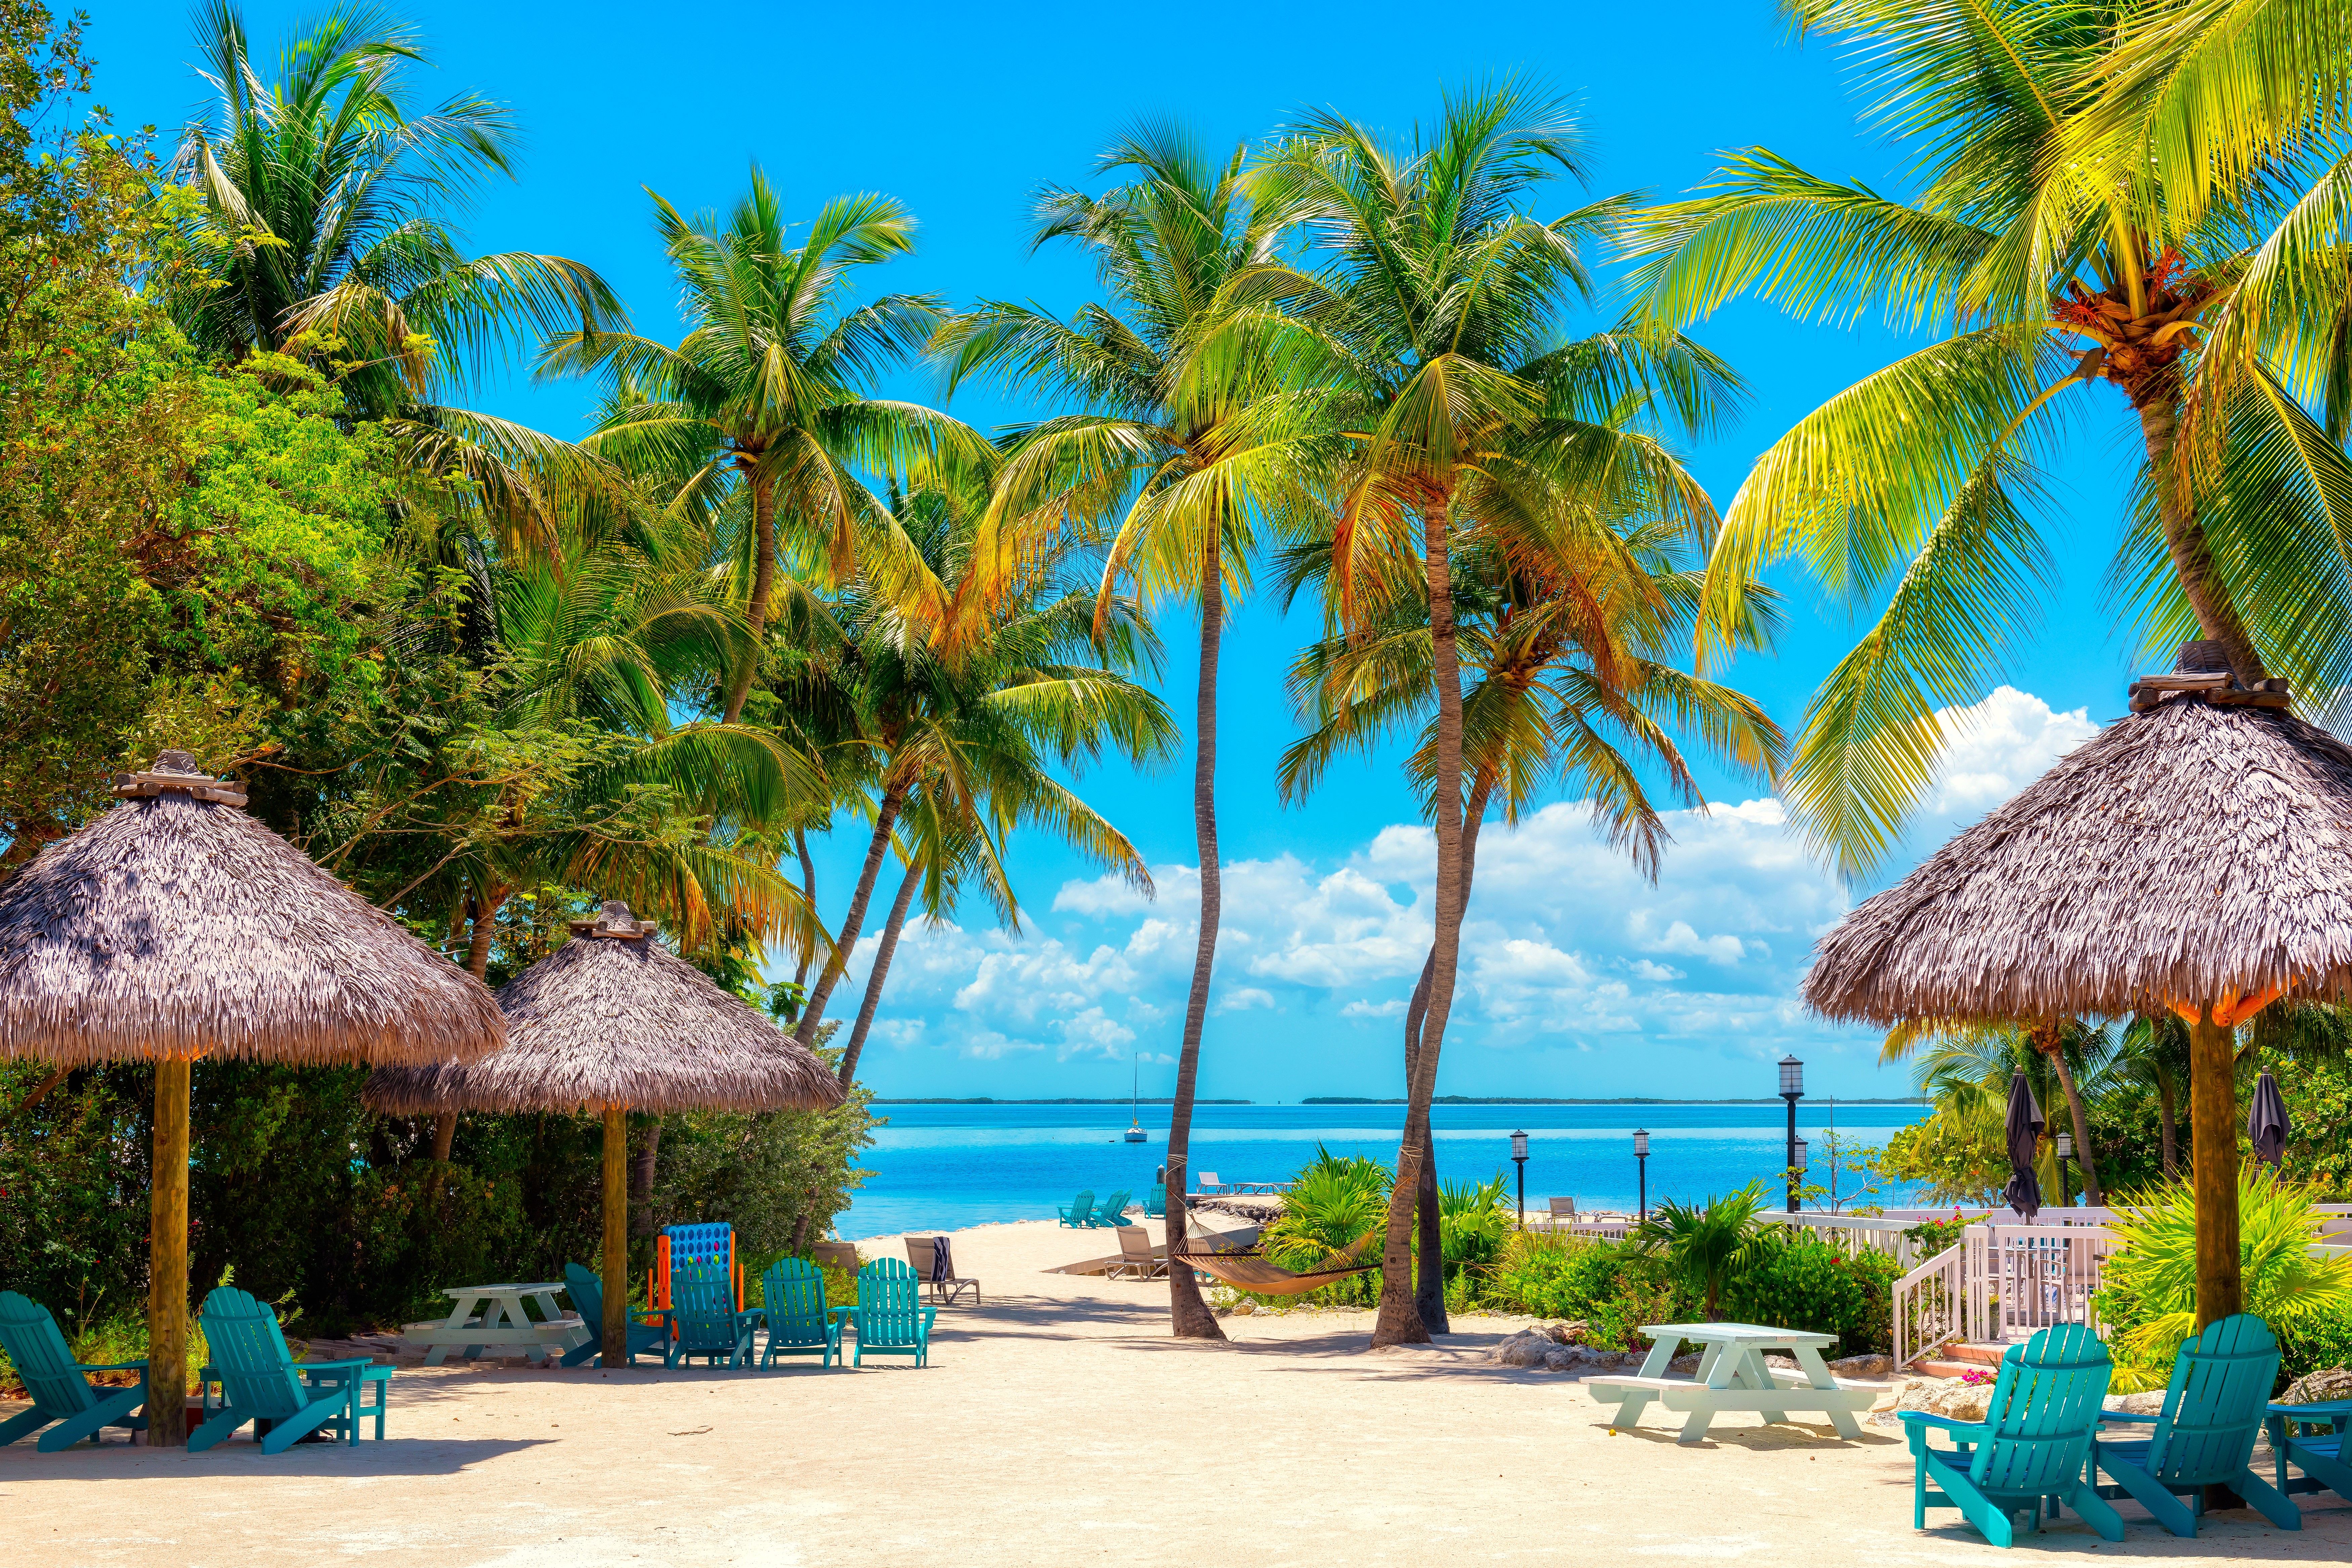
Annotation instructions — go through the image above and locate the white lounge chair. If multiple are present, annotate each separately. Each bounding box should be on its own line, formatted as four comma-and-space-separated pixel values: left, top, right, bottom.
1109, 1227, 1167, 1280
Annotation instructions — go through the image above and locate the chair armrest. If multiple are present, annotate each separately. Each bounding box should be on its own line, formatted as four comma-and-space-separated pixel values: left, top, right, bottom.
741, 1309, 767, 1328
630, 1308, 674, 1329
2270, 1399, 2352, 1416
75, 1359, 149, 1374
1898, 1412, 1986, 1435
2098, 1410, 2160, 1426
297, 1357, 375, 1372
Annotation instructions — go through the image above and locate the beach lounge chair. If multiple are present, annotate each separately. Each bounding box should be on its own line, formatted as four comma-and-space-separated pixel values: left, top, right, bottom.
667, 1259, 759, 1368
1196, 1171, 1225, 1195
0, 1290, 147, 1451
2092, 1313, 2299, 1536
754, 1258, 837, 1369
811, 1241, 860, 1274
1897, 1323, 2124, 1548
1089, 1189, 1131, 1227
189, 1287, 391, 1454
2269, 1396, 2352, 1505
843, 1258, 936, 1367
1057, 1190, 1096, 1227
904, 1236, 980, 1306
1110, 1226, 1167, 1280
557, 1262, 674, 1367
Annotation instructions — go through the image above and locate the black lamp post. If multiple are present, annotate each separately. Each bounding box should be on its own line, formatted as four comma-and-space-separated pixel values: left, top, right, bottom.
1790, 1135, 1809, 1211
1510, 1129, 1529, 1229
1779, 1054, 1804, 1213
2054, 1130, 2072, 1208
1632, 1127, 1650, 1221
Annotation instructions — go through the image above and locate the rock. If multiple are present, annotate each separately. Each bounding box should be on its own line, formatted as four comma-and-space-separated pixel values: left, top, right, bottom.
1228, 1300, 1254, 1317
1542, 1347, 1582, 1371
2280, 1367, 2352, 1405
1669, 1352, 1702, 1374
1830, 1354, 1892, 1379
2103, 1391, 2166, 1416
1491, 1330, 1553, 1368
1765, 1353, 1799, 1370
1544, 1320, 1589, 1345
1868, 1375, 1988, 1427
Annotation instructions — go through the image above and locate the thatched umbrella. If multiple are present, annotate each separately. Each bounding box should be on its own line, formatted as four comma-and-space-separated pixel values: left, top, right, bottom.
0, 751, 505, 1444
365, 900, 841, 1364
1805, 641, 2352, 1327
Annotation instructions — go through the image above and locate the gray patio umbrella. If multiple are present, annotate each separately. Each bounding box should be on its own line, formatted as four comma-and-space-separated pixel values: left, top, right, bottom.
2003, 1071, 2045, 1221
2248, 1071, 2292, 1168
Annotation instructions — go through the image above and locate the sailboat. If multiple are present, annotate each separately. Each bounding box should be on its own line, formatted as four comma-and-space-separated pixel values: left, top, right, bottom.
1124, 1053, 1148, 1142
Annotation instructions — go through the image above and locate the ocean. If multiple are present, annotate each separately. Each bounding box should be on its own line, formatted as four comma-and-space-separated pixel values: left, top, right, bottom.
835, 1099, 1933, 1239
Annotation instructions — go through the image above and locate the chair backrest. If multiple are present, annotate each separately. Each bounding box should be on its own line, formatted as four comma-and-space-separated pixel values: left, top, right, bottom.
200, 1286, 309, 1421
856, 1258, 924, 1347
1099, 1190, 1129, 1222
670, 1260, 741, 1351
1117, 1227, 1154, 1262
1966, 1323, 2114, 1496
811, 1241, 859, 1273
563, 1261, 606, 1327
1198, 1173, 1220, 1190
759, 1259, 828, 1346
1549, 1196, 1578, 1217
1143, 1188, 1165, 1216
1066, 1190, 1095, 1222
903, 1237, 938, 1277
2144, 1313, 2280, 1483
0, 1291, 94, 1419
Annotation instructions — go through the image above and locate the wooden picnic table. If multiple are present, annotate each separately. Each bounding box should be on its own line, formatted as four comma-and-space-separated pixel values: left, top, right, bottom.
1584, 1322, 1876, 1444
401, 1281, 588, 1366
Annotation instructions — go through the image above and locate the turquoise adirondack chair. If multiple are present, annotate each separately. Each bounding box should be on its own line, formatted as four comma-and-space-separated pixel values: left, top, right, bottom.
1090, 1189, 1131, 1228
2093, 1313, 2300, 1535
2269, 1398, 2352, 1506
843, 1258, 936, 1368
667, 1259, 758, 1368
1899, 1323, 2125, 1548
557, 1262, 674, 1367
190, 1286, 391, 1454
1142, 1187, 1165, 1219
0, 1291, 147, 1451
755, 1258, 838, 1369
1056, 1190, 1095, 1227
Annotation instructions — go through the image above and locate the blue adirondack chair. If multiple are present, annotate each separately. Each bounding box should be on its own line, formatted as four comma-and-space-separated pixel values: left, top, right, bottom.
842, 1258, 936, 1368
1089, 1189, 1131, 1228
556, 1262, 674, 1367
1056, 1190, 1095, 1227
754, 1258, 838, 1369
2093, 1313, 2300, 1535
190, 1287, 390, 1454
1899, 1323, 2124, 1548
667, 1259, 758, 1368
2269, 1398, 2352, 1506
1142, 1187, 1166, 1219
0, 1291, 147, 1451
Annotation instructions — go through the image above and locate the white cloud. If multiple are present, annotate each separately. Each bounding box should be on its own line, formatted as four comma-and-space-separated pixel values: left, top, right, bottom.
1214, 986, 1277, 1015
1929, 686, 2097, 818
1342, 999, 1406, 1019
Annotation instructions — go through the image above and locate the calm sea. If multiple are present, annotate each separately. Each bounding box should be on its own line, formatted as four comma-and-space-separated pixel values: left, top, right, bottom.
836, 1100, 1933, 1239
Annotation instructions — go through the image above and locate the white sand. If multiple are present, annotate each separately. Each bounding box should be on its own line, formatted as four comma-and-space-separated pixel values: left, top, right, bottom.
3, 1218, 2345, 1566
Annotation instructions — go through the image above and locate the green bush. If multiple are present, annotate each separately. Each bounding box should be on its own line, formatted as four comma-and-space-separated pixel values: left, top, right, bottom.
1486, 1230, 1696, 1347
1721, 1234, 1903, 1356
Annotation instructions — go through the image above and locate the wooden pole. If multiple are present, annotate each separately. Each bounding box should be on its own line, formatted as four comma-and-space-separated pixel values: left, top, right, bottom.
147, 1057, 191, 1446
2189, 1003, 2241, 1327
601, 1105, 627, 1366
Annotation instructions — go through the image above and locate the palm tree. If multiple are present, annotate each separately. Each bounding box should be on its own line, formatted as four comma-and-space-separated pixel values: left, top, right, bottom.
938, 123, 1332, 1339
1886, 1019, 2114, 1204
1633, 1184, 1771, 1320
2114, 1012, 2191, 1179
164, 2, 623, 547
1259, 82, 1675, 1345
538, 168, 985, 724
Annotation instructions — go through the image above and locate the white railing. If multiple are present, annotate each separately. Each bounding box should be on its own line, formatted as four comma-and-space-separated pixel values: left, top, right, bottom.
1549, 1216, 1634, 1242
1894, 1243, 1967, 1370
1968, 1224, 2119, 1343
1755, 1210, 1926, 1269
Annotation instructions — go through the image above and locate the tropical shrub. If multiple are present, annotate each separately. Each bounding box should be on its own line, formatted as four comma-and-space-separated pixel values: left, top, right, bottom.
2094, 1169, 2352, 1392
1721, 1234, 1902, 1356
1251, 1145, 1393, 1308
1632, 1183, 1771, 1319
1485, 1230, 1696, 1347
1438, 1173, 1512, 1274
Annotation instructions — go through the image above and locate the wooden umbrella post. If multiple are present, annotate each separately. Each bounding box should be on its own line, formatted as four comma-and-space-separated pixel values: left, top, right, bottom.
601, 1105, 627, 1366
147, 1056, 191, 1446
2189, 1001, 2242, 1327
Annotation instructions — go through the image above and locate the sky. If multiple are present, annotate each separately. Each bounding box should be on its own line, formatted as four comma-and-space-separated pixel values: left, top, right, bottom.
96, 1, 2165, 1102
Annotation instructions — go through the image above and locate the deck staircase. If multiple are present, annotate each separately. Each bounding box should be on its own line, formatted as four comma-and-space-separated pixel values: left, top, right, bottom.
1909, 1340, 2007, 1379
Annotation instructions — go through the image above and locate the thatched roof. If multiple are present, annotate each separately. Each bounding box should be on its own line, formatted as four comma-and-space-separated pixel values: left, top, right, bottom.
1805, 643, 2352, 1024
0, 752, 505, 1065
364, 901, 842, 1114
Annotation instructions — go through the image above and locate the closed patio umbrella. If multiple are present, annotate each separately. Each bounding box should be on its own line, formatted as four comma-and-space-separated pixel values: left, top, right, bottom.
2003, 1071, 2045, 1220
366, 901, 841, 1365
0, 752, 504, 1443
2248, 1071, 2291, 1168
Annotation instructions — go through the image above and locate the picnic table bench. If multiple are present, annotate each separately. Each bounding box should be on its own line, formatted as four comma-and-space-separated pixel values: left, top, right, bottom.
1586, 1322, 1876, 1444
401, 1282, 589, 1366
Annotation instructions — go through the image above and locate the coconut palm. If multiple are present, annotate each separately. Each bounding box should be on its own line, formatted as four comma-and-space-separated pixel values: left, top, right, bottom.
937, 122, 1333, 1339
1884, 1019, 2114, 1204
1633, 1184, 1772, 1321
538, 168, 985, 724
1626, 0, 2352, 876
2113, 1012, 2192, 1178
164, 2, 623, 548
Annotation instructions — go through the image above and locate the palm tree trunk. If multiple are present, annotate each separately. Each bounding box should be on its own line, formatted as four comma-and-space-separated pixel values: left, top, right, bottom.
1374, 494, 1470, 1349
1165, 552, 1228, 1341
792, 828, 817, 989
2157, 1069, 2179, 1178
2138, 397, 2268, 684
721, 472, 778, 725
792, 780, 908, 1046
434, 884, 507, 1163
838, 858, 920, 1087
2045, 1047, 2103, 1205
631, 1115, 661, 1236
1405, 774, 1492, 1334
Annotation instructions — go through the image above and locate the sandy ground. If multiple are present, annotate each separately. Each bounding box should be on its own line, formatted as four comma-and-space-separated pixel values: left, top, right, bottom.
3, 1218, 2346, 1567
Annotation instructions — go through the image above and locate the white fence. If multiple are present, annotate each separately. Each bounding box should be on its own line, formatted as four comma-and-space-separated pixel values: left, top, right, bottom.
1754, 1210, 1926, 1270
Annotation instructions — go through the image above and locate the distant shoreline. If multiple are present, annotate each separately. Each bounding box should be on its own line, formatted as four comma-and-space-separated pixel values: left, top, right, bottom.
865, 1095, 1921, 1106
869, 1097, 1254, 1105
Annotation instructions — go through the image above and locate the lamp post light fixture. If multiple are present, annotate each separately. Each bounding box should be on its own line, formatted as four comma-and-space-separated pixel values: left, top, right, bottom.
2054, 1130, 2073, 1207
1632, 1127, 1650, 1221
1778, 1054, 1805, 1213
1510, 1129, 1530, 1229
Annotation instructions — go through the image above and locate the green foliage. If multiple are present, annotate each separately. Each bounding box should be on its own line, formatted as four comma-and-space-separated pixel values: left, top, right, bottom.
1256, 1144, 1392, 1307
2095, 1169, 2352, 1392
1632, 1183, 1771, 1319
1438, 1172, 1512, 1273
1721, 1234, 1902, 1356
1485, 1229, 1694, 1349
1876, 1118, 2011, 1206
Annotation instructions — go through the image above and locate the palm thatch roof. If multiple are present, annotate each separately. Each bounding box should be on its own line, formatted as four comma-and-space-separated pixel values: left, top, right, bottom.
0, 752, 505, 1065
365, 901, 843, 1114
1804, 642, 2352, 1025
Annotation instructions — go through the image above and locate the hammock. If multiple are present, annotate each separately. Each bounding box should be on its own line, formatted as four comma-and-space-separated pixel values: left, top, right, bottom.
1169, 1231, 1381, 1297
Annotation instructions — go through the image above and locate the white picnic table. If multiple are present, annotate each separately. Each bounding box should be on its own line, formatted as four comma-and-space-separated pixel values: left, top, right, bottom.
401, 1281, 589, 1366
1585, 1322, 1877, 1444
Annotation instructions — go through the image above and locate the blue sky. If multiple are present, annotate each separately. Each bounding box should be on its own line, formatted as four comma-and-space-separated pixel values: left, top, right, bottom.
100, 2, 2158, 1101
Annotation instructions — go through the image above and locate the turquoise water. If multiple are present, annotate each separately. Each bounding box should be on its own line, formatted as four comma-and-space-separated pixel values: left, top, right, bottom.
837, 1100, 1931, 1239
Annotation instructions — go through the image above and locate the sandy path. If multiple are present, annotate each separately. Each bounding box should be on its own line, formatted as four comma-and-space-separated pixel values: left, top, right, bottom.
3, 1219, 2344, 1566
